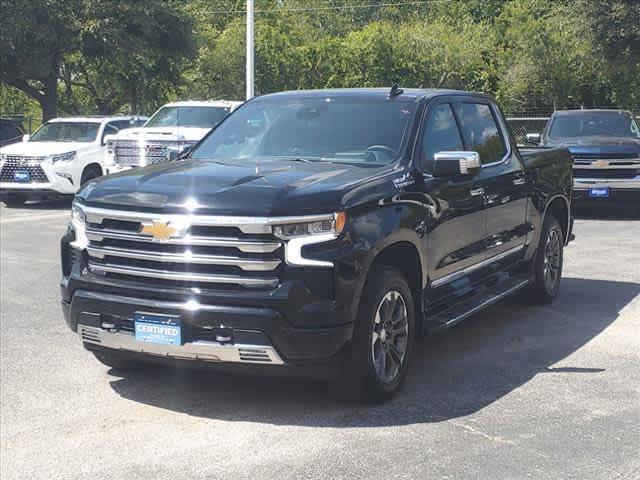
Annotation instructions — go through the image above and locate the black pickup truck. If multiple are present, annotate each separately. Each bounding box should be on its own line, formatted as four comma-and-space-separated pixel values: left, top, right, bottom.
61, 88, 574, 402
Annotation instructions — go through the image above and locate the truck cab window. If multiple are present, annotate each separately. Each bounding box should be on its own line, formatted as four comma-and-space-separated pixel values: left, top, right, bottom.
454, 103, 507, 165
421, 103, 463, 174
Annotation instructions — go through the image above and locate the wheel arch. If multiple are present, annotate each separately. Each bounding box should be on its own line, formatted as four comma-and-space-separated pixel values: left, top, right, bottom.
368, 240, 424, 335
543, 194, 570, 244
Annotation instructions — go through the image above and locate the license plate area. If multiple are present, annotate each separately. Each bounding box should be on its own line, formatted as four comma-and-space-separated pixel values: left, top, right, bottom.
14, 171, 31, 182
588, 187, 610, 198
134, 312, 182, 345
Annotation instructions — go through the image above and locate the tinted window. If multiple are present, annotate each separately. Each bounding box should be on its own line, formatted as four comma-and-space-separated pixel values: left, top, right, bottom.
146, 106, 231, 128
102, 124, 119, 144
421, 104, 463, 173
548, 112, 640, 139
30, 122, 100, 142
454, 103, 507, 165
0, 123, 21, 141
191, 96, 417, 165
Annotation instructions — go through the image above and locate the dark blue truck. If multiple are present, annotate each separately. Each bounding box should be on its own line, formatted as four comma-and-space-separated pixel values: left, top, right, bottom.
527, 109, 640, 208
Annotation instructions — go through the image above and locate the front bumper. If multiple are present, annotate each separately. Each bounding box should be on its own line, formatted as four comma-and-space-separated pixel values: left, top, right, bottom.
61, 288, 354, 369
573, 177, 640, 204
0, 160, 78, 195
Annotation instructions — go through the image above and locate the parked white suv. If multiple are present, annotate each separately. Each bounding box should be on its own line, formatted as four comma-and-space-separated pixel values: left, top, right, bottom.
0, 116, 146, 207
104, 100, 242, 173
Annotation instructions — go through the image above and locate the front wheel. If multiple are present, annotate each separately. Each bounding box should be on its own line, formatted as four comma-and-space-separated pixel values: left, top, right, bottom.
525, 215, 564, 304
340, 265, 415, 403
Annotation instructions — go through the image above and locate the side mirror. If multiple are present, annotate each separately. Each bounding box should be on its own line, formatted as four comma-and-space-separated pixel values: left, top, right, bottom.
433, 151, 481, 178
22, 134, 30, 142
102, 134, 116, 147
525, 133, 541, 145
166, 144, 191, 161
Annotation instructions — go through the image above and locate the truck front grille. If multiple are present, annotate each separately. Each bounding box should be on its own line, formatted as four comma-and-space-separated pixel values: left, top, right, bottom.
573, 168, 639, 179
0, 156, 48, 183
83, 207, 284, 290
113, 140, 170, 167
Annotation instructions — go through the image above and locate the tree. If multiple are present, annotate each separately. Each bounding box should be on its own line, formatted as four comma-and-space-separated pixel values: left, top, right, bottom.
0, 0, 195, 120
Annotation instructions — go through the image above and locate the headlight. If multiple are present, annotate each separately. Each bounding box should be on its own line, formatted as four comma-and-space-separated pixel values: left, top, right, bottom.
69, 201, 89, 249
51, 151, 76, 163
274, 212, 346, 267
0, 153, 7, 162
273, 212, 346, 239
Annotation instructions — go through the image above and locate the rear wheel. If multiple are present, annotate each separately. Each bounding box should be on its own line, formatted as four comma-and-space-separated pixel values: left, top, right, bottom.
340, 265, 415, 403
525, 214, 564, 304
2, 194, 26, 207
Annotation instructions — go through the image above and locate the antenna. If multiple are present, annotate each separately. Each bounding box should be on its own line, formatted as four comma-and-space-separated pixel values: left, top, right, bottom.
389, 84, 404, 97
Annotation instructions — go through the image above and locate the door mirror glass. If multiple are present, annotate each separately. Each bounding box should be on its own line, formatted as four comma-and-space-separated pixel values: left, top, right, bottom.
433, 151, 481, 178
525, 133, 541, 145
22, 134, 30, 142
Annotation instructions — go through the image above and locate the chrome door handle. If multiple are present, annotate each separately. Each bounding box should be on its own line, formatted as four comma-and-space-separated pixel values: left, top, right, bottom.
470, 187, 485, 197
512, 178, 526, 185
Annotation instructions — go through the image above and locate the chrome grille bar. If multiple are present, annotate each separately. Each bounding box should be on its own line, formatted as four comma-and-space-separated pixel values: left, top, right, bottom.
85, 228, 281, 253
87, 245, 281, 271
89, 263, 279, 288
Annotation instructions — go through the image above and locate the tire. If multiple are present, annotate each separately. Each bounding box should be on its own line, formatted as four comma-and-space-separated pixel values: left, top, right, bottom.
524, 214, 564, 304
80, 165, 101, 186
2, 194, 26, 208
340, 265, 416, 403
91, 349, 143, 371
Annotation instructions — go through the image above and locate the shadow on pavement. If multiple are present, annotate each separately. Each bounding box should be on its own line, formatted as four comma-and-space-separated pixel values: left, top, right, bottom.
108, 277, 639, 426
573, 205, 640, 220
2, 197, 73, 210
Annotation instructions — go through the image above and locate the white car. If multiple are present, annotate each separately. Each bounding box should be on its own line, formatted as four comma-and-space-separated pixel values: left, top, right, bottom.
0, 116, 146, 207
105, 100, 242, 173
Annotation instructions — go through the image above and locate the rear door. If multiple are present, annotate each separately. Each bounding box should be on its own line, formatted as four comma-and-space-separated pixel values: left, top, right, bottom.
415, 99, 488, 288
452, 100, 529, 261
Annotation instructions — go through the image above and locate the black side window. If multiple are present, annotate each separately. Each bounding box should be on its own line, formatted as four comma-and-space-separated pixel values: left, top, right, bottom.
0, 124, 21, 141
454, 103, 507, 165
420, 104, 463, 174
102, 124, 119, 144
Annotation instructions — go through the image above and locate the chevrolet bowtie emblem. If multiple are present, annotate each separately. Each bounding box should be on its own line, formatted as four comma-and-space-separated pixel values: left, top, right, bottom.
593, 160, 609, 168
140, 221, 179, 241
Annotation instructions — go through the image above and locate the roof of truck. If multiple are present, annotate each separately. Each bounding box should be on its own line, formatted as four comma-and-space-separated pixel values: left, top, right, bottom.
258, 87, 489, 101
47, 115, 146, 123
552, 109, 632, 115
163, 100, 243, 108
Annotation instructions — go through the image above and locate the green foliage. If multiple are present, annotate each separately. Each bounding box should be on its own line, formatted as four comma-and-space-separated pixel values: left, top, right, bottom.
1, 0, 638, 119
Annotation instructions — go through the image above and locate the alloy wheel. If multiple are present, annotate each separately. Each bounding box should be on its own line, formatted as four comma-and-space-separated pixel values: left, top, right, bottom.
371, 290, 409, 384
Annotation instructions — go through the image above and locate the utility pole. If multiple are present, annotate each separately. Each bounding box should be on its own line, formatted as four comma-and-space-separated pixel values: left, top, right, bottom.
246, 0, 255, 100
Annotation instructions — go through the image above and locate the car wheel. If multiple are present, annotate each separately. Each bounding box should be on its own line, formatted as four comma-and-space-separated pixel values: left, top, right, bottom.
80, 166, 101, 186
525, 214, 564, 304
341, 265, 415, 403
3, 194, 26, 208
91, 349, 143, 371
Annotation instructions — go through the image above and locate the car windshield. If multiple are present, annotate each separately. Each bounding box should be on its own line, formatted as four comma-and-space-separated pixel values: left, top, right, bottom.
548, 112, 640, 139
190, 95, 417, 165
145, 106, 231, 128
30, 122, 100, 142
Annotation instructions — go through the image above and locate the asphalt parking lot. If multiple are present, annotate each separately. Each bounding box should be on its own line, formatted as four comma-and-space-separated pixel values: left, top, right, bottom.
1, 200, 639, 480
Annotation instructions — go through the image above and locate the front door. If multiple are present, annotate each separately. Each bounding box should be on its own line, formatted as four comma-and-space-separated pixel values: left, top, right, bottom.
452, 101, 529, 260
415, 101, 488, 288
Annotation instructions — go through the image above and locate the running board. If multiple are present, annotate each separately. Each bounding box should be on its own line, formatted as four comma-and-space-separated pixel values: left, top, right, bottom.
426, 275, 531, 332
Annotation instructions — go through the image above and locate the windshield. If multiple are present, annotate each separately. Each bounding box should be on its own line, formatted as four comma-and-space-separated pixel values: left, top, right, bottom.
190, 95, 416, 165
548, 112, 640, 139
30, 122, 100, 142
145, 106, 231, 128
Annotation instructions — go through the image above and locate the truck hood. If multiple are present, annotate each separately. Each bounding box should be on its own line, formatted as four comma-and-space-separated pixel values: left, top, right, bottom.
112, 126, 212, 142
0, 141, 94, 157
545, 137, 640, 156
78, 157, 394, 215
